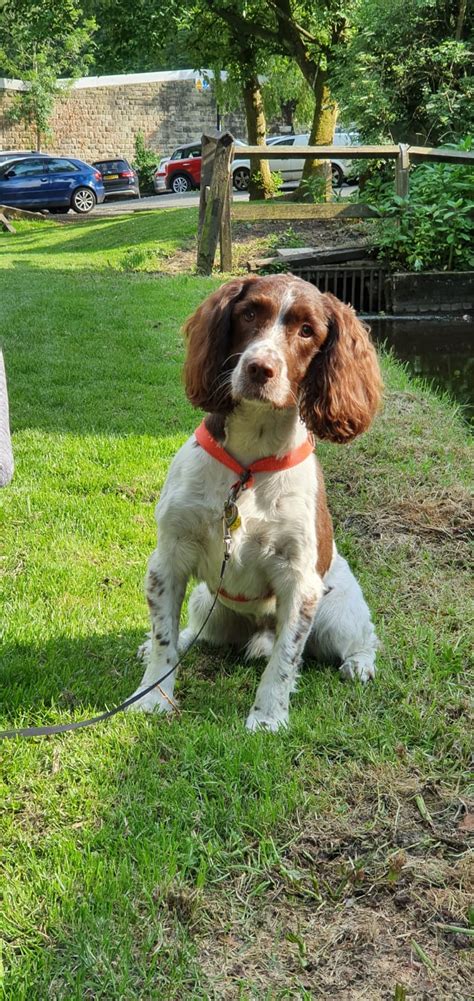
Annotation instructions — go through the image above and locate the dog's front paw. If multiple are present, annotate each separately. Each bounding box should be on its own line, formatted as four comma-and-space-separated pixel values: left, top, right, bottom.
339, 655, 376, 683
126, 686, 175, 714
245, 705, 288, 732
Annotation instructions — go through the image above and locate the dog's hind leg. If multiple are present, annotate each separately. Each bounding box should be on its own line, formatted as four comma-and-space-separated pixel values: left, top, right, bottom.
305, 554, 378, 682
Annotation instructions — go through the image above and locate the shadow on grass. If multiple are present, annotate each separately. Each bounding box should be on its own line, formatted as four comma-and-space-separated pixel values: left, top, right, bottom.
2, 207, 198, 258
1, 630, 301, 999
0, 629, 271, 721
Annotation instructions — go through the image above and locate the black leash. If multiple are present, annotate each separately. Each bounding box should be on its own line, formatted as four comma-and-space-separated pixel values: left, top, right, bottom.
0, 556, 229, 740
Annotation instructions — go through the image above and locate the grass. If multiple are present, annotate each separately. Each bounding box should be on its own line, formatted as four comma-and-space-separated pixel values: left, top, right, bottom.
1, 213, 473, 1000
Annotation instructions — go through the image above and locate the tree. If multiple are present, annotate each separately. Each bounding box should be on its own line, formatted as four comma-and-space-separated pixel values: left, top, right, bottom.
0, 0, 96, 149
84, 0, 352, 199
332, 0, 474, 143
87, 0, 279, 198
195, 1, 352, 198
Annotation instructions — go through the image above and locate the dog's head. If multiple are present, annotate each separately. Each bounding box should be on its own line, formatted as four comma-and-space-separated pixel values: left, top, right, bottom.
183, 274, 382, 443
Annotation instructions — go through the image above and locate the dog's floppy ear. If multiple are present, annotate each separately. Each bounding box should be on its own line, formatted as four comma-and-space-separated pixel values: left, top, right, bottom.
300, 292, 382, 443
183, 277, 255, 412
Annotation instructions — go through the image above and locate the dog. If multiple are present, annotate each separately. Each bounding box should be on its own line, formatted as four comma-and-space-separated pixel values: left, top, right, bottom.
129, 274, 382, 730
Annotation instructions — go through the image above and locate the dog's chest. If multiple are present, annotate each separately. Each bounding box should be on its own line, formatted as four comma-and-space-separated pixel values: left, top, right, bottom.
196, 480, 314, 599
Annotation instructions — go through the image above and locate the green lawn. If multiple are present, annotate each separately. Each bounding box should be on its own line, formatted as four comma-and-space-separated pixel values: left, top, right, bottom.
1, 214, 472, 1000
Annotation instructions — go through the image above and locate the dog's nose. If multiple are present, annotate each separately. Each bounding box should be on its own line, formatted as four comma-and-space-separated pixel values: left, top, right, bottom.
247, 359, 276, 384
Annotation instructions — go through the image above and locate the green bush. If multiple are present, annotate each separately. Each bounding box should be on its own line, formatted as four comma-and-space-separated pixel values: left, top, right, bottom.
251, 169, 283, 197
132, 132, 160, 196
366, 141, 474, 271
297, 173, 327, 203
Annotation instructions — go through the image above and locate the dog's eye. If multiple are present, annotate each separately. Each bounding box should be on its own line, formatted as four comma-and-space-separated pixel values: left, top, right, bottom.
243, 309, 256, 322
300, 324, 314, 338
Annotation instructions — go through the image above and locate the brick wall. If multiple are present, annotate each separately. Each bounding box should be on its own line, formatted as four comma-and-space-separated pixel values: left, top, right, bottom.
0, 71, 247, 162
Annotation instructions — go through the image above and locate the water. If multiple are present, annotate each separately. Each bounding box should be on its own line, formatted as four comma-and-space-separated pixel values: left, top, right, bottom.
368, 317, 473, 423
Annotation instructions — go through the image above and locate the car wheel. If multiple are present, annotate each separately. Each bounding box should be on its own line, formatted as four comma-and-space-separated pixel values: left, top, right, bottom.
331, 163, 344, 188
233, 167, 250, 191
71, 187, 97, 214
170, 173, 193, 193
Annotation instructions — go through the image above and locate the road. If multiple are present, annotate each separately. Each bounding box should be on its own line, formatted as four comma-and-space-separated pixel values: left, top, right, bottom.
88, 182, 357, 217
93, 189, 248, 215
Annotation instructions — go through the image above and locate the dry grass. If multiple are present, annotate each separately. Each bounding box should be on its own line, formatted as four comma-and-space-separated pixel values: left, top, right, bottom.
197, 764, 474, 1000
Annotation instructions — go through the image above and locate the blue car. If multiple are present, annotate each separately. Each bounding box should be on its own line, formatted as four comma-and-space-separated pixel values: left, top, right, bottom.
0, 155, 105, 214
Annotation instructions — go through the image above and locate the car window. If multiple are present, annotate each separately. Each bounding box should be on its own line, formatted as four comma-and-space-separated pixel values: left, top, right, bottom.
170, 149, 183, 160
270, 138, 295, 147
3, 158, 49, 177
45, 158, 80, 173
187, 147, 201, 158
93, 160, 129, 172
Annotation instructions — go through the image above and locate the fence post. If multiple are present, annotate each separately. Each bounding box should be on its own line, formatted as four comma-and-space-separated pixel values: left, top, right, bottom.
198, 133, 218, 242
219, 172, 232, 272
197, 131, 234, 275
395, 143, 410, 198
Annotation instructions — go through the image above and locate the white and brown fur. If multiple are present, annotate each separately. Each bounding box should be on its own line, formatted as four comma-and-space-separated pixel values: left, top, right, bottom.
129, 274, 382, 730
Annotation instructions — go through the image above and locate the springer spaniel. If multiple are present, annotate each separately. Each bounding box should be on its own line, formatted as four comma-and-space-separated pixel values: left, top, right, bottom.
130, 274, 382, 730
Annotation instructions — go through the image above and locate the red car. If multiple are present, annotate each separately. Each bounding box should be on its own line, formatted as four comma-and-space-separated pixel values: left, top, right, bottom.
153, 138, 249, 194
154, 142, 202, 194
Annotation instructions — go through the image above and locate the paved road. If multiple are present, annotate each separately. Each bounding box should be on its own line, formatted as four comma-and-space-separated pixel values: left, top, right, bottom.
92, 188, 277, 216
53, 182, 357, 220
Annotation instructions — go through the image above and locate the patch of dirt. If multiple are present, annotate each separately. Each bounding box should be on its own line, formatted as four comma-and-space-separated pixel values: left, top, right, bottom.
158, 219, 369, 275
197, 766, 474, 1000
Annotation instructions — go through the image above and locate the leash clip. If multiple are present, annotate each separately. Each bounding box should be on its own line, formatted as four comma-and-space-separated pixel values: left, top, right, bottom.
223, 522, 232, 560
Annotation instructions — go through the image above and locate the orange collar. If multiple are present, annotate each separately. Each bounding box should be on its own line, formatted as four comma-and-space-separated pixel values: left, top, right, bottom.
194, 419, 314, 489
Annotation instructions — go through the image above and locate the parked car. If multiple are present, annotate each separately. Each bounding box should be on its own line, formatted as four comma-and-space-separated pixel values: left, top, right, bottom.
153, 141, 201, 193
231, 132, 357, 190
92, 157, 139, 199
0, 155, 105, 213
153, 138, 248, 194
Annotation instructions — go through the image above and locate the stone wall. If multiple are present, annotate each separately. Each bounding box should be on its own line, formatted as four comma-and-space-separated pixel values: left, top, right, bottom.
0, 70, 247, 162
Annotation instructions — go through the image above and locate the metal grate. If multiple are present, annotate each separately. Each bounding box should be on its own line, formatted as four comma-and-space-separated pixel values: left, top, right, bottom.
293, 264, 387, 313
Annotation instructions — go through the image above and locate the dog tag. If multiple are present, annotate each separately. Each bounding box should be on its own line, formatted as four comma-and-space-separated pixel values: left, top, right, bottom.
224, 501, 241, 531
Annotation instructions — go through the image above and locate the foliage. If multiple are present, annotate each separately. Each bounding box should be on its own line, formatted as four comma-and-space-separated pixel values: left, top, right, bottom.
333, 0, 474, 143
82, 0, 185, 73
267, 224, 304, 250
250, 169, 283, 197
297, 173, 327, 203
368, 143, 474, 271
0, 0, 96, 148
5, 56, 58, 149
132, 132, 160, 195
262, 56, 315, 132
0, 0, 96, 78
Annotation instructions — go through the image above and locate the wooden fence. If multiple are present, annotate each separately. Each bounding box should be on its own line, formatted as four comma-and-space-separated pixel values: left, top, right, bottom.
196, 134, 474, 275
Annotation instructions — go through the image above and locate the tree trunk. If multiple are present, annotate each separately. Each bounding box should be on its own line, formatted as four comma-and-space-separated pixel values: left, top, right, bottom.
297, 71, 337, 202
455, 0, 467, 40
242, 75, 273, 200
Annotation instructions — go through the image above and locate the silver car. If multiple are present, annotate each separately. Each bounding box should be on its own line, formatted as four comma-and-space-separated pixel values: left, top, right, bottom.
231, 132, 357, 190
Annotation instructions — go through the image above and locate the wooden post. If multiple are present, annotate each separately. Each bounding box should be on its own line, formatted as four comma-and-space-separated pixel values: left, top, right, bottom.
0, 212, 16, 234
395, 143, 410, 198
219, 173, 232, 272
198, 133, 218, 242
197, 131, 234, 275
